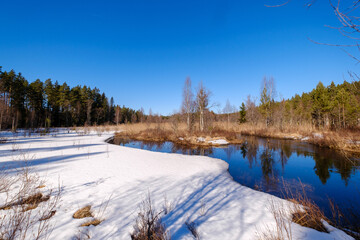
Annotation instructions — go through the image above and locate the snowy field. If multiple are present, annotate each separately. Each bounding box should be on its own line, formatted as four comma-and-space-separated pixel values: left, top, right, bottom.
0, 130, 353, 239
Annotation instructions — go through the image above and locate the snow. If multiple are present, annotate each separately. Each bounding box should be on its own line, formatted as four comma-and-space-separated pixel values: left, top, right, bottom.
196, 137, 205, 142
0, 130, 353, 240
313, 133, 323, 138
207, 139, 229, 145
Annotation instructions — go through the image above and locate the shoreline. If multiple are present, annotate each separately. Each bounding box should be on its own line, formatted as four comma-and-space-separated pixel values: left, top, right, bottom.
114, 128, 360, 154
239, 131, 360, 155
0, 130, 354, 239
114, 131, 243, 148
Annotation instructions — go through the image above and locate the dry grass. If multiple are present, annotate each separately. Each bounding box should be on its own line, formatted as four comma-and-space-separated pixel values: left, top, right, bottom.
114, 122, 243, 147
74, 195, 111, 230
0, 156, 61, 240
39, 210, 57, 221
108, 122, 360, 153
24, 192, 50, 205
24, 203, 40, 212
229, 122, 360, 153
130, 193, 170, 240
0, 185, 53, 213
256, 198, 293, 240
282, 180, 328, 233
256, 180, 332, 240
73, 206, 93, 219
328, 197, 360, 239
80, 219, 102, 227
316, 131, 360, 154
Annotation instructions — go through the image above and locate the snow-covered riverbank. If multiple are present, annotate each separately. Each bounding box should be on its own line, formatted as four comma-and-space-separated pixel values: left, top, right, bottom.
0, 130, 353, 239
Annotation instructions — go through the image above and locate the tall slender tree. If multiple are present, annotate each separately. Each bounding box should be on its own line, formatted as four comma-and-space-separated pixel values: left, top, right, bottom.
181, 77, 194, 131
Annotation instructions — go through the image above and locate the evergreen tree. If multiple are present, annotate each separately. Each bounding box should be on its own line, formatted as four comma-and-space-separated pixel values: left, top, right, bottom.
239, 102, 246, 123
28, 79, 44, 127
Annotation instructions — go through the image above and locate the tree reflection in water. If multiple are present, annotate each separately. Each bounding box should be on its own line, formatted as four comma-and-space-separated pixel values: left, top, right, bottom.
113, 136, 359, 187
111, 136, 360, 226
241, 136, 360, 186
259, 147, 279, 192
243, 137, 259, 169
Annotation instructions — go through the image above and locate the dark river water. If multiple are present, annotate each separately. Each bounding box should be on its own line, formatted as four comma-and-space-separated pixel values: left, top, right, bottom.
111, 136, 360, 227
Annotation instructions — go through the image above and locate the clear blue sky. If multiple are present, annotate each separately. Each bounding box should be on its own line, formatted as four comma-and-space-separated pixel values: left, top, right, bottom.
0, 0, 358, 115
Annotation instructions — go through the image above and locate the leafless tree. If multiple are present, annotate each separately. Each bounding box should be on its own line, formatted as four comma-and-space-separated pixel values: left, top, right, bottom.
260, 76, 277, 126
140, 107, 145, 123
131, 112, 137, 123
148, 108, 153, 123
115, 106, 121, 125
196, 81, 211, 132
223, 99, 236, 127
170, 112, 180, 136
245, 95, 259, 124
181, 77, 194, 131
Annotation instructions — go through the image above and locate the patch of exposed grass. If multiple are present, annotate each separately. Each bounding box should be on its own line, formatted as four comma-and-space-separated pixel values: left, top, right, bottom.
40, 210, 57, 221
292, 210, 327, 233
80, 219, 102, 227
115, 122, 243, 147
73, 205, 93, 219
0, 192, 50, 211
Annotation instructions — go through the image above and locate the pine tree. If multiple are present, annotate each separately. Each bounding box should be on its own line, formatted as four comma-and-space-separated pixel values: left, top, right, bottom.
239, 102, 246, 123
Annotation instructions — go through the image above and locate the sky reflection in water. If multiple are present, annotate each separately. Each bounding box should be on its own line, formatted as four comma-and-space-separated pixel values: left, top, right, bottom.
112, 136, 360, 221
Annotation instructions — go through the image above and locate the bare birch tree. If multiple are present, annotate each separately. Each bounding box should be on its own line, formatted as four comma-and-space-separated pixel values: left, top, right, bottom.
148, 108, 153, 123
115, 106, 120, 125
181, 77, 194, 131
260, 76, 277, 126
140, 107, 145, 123
246, 95, 259, 124
223, 99, 235, 127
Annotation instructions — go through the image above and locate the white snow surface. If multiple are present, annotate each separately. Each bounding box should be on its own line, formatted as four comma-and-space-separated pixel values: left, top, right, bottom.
196, 137, 205, 142
301, 137, 310, 141
0, 130, 353, 240
208, 139, 229, 145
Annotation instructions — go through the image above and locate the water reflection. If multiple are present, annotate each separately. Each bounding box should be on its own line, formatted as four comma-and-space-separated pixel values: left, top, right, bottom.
111, 136, 360, 227
113, 137, 214, 156
113, 136, 360, 189
239, 136, 360, 187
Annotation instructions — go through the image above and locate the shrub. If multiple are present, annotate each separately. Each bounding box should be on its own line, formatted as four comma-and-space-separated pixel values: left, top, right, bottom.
130, 193, 170, 240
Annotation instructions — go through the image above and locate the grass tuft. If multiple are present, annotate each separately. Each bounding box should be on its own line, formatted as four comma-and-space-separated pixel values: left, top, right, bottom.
73, 206, 93, 219
80, 218, 102, 227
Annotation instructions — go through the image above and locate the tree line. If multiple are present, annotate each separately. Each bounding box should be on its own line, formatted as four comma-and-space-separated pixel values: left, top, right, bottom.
252, 76, 360, 130
2, 66, 359, 132
0, 67, 145, 130
180, 76, 360, 131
